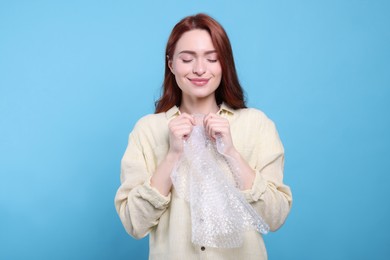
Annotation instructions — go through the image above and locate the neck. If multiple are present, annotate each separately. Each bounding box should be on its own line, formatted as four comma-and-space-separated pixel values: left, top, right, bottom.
179, 97, 219, 115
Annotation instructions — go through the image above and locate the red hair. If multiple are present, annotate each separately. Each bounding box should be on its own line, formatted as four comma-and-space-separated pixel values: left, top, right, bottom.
155, 13, 246, 113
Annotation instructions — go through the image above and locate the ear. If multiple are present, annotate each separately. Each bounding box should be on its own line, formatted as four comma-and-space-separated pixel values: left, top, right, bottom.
167, 56, 174, 74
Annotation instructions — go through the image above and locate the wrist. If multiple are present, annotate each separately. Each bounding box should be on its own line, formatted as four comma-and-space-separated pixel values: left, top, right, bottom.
223, 146, 240, 159
166, 150, 182, 162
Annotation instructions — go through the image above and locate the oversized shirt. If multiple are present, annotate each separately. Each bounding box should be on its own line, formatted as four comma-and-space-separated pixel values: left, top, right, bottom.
115, 103, 293, 260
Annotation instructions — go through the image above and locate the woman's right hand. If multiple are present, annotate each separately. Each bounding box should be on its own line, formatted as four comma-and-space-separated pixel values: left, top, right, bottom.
150, 113, 195, 196
168, 113, 196, 155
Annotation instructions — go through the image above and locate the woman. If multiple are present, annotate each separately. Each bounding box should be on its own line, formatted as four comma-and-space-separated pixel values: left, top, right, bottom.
115, 13, 292, 259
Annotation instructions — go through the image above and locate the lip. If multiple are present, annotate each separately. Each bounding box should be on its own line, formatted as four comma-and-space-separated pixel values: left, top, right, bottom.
188, 78, 210, 86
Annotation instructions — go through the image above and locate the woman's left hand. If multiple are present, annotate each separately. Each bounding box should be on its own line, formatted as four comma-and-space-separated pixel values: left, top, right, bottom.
203, 113, 236, 156
204, 113, 256, 189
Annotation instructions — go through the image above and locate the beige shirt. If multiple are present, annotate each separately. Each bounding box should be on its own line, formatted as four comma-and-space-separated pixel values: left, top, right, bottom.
115, 104, 292, 260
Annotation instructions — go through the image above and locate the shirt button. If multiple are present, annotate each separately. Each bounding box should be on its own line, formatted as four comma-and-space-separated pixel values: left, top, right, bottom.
201, 246, 206, 251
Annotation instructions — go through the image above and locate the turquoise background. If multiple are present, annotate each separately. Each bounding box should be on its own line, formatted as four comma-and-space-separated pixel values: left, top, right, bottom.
1, 1, 389, 259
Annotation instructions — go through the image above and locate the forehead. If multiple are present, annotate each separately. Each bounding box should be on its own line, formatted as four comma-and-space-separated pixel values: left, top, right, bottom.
174, 29, 215, 54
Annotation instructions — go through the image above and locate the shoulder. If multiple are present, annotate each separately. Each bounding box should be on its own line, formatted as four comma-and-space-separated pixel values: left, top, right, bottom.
134, 106, 178, 130
134, 112, 167, 130
233, 107, 283, 149
237, 107, 268, 118
231, 107, 281, 143
130, 113, 168, 143
128, 112, 170, 148
233, 107, 275, 127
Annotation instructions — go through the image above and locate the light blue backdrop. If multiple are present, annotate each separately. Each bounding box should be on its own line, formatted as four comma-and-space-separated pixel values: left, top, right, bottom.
1, 1, 389, 259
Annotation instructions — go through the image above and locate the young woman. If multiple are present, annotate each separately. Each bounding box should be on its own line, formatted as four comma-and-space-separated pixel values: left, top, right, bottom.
115, 13, 292, 259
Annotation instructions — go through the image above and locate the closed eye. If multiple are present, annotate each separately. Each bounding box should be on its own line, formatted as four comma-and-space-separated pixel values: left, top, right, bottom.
207, 59, 218, 63
182, 59, 193, 63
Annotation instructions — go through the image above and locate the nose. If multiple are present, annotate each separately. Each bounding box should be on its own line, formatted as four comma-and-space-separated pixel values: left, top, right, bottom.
193, 59, 206, 75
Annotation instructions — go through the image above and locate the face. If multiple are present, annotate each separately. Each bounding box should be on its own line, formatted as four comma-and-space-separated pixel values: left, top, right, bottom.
169, 29, 222, 104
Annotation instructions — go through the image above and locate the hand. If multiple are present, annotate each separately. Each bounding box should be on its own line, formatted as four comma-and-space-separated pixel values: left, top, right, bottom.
168, 113, 195, 155
203, 113, 236, 156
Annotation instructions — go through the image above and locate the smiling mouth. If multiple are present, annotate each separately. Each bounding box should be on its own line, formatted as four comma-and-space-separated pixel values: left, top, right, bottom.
189, 78, 209, 86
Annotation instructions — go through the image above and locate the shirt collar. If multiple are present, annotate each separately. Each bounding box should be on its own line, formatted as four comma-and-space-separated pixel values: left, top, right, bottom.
165, 106, 180, 119
165, 102, 235, 119
218, 102, 235, 116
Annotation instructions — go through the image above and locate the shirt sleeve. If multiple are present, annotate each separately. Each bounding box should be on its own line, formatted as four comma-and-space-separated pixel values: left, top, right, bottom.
114, 121, 171, 239
241, 114, 292, 231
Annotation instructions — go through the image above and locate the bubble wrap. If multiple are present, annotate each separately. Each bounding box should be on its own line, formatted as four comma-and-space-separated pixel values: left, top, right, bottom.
171, 124, 269, 248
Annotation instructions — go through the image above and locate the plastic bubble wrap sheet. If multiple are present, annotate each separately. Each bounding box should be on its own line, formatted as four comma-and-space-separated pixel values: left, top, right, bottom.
171, 125, 269, 248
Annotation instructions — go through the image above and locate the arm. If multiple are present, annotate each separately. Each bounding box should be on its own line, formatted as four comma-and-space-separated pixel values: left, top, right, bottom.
204, 112, 292, 231
150, 113, 195, 196
242, 118, 292, 231
114, 126, 171, 239
203, 113, 255, 189
115, 114, 195, 238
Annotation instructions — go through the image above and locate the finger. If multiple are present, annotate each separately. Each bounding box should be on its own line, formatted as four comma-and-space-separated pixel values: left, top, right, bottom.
204, 117, 229, 138
203, 113, 217, 125
178, 113, 196, 125
170, 124, 193, 138
203, 113, 228, 127
209, 126, 224, 140
169, 118, 195, 132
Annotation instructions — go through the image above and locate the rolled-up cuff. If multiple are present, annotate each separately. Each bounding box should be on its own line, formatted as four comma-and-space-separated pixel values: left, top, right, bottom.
138, 177, 171, 209
241, 171, 267, 203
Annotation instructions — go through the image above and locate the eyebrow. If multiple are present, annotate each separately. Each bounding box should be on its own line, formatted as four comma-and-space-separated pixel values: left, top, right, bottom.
178, 50, 217, 55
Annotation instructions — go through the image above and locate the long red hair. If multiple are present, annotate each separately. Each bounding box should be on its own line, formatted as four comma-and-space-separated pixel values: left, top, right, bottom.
155, 13, 246, 113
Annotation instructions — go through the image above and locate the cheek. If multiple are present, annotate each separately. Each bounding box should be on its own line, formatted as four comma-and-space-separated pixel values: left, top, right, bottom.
213, 66, 223, 87
172, 62, 190, 76
212, 65, 222, 78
